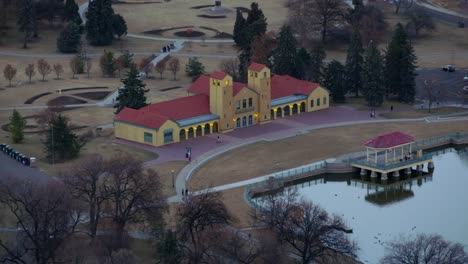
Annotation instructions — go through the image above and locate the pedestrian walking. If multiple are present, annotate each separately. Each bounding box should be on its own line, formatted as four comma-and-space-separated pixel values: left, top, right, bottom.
189, 155, 191, 162
181, 188, 184, 196
162, 46, 167, 52
390, 105, 394, 111
217, 136, 220, 143
185, 189, 188, 196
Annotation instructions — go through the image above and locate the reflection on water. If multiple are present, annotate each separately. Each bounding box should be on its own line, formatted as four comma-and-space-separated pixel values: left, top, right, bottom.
255, 146, 468, 263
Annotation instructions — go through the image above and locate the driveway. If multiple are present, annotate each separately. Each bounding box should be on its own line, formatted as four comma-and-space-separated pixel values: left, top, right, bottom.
416, 68, 468, 104
0, 152, 50, 183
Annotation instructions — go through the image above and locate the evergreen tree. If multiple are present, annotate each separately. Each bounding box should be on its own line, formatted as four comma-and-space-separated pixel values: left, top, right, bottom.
271, 25, 297, 76
384, 23, 407, 97
246, 2, 264, 25
345, 30, 364, 97
237, 50, 250, 83
57, 22, 82, 53
112, 14, 127, 39
399, 42, 417, 103
362, 41, 385, 107
293, 48, 311, 80
99, 50, 116, 77
185, 57, 205, 82
309, 43, 326, 83
17, 0, 36, 48
44, 114, 83, 163
323, 60, 346, 103
155, 230, 182, 264
238, 2, 267, 51
63, 0, 82, 25
9, 110, 26, 144
233, 9, 246, 47
86, 0, 114, 46
114, 64, 147, 114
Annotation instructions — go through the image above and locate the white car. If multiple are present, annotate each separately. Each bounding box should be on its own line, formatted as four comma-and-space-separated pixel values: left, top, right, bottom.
464, 76, 468, 81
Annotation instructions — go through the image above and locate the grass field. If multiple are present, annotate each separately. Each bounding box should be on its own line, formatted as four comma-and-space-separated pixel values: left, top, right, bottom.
380, 107, 468, 118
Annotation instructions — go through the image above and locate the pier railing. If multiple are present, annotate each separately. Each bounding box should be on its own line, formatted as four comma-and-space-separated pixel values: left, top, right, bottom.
350, 153, 433, 171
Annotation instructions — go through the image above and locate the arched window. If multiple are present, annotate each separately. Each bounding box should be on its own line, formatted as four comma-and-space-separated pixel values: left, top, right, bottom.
242, 116, 247, 127
236, 118, 241, 128
248, 115, 253, 125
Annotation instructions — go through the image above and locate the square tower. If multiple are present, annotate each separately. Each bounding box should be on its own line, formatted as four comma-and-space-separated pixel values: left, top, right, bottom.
209, 71, 234, 132
247, 63, 271, 124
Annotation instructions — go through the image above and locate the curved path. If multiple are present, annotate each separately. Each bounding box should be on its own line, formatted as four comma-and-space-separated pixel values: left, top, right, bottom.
417, 0, 468, 24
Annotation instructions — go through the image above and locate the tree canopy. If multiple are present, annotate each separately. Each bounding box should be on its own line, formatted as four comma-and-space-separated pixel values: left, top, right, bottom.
114, 63, 147, 113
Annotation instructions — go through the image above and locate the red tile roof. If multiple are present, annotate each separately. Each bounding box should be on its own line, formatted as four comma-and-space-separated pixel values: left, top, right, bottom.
364, 132, 416, 148
248, 63, 266, 72
115, 107, 168, 130
270, 75, 320, 99
210, 71, 228, 80
188, 75, 246, 96
143, 94, 211, 121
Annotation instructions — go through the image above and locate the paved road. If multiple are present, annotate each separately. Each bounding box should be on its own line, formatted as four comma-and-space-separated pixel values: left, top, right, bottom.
416, 69, 468, 104
0, 151, 50, 182
417, 0, 468, 25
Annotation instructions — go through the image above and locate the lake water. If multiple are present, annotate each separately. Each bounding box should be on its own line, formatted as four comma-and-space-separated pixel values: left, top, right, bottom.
268, 146, 468, 263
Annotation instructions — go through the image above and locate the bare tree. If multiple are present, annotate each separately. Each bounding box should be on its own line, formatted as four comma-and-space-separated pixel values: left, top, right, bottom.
288, 0, 346, 43
422, 79, 440, 113
154, 59, 167, 80
254, 188, 357, 264
0, 177, 82, 264
177, 191, 232, 264
53, 63, 64, 80
381, 233, 468, 264
24, 63, 35, 83
85, 57, 93, 78
209, 228, 261, 264
139, 55, 156, 78
405, 7, 435, 37
168, 57, 181, 80
103, 154, 166, 249
250, 33, 277, 66
35, 107, 58, 131
3, 64, 17, 87
37, 59, 52, 81
63, 154, 108, 239
219, 58, 240, 81
70, 57, 81, 79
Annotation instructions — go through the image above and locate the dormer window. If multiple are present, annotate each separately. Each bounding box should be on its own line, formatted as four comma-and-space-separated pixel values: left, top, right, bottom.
212, 80, 216, 85
225, 80, 229, 86
255, 72, 258, 78
217, 81, 220, 86
250, 71, 253, 77
264, 72, 266, 77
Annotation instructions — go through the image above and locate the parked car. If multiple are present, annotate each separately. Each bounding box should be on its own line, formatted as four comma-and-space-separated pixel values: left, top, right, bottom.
463, 76, 468, 81
442, 65, 456, 72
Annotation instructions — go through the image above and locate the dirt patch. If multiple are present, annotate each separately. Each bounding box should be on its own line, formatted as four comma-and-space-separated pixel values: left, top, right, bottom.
24, 92, 52, 104
159, 86, 181, 91
174, 30, 205, 38
57, 86, 108, 92
143, 26, 193, 35
197, 14, 227, 19
191, 5, 213, 9
73, 91, 111, 100
47, 96, 87, 106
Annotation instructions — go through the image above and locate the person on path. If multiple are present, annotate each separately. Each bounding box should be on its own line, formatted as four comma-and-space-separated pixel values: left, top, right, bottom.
181, 188, 184, 196
390, 105, 394, 111
217, 136, 220, 143
185, 189, 188, 196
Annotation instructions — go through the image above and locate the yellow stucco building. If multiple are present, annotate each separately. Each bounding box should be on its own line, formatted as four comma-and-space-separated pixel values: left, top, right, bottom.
114, 63, 329, 146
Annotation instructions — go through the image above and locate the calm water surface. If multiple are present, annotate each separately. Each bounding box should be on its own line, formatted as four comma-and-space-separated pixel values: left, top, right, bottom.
282, 147, 468, 263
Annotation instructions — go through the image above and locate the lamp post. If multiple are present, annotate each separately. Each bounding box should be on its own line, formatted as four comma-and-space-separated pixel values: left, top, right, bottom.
172, 169, 175, 188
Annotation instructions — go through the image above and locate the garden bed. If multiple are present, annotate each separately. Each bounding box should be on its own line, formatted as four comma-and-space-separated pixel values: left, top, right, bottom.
24, 92, 52, 104
73, 91, 111, 100
174, 30, 205, 37
197, 14, 227, 19
56, 86, 108, 92
143, 26, 193, 35
47, 96, 87, 106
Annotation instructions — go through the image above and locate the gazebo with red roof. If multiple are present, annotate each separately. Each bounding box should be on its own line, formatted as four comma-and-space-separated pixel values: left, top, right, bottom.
364, 131, 416, 165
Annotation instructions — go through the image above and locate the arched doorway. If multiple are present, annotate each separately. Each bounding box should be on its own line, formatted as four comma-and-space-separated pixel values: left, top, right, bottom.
284, 105, 290, 116
179, 129, 186, 141
212, 122, 218, 133
248, 115, 253, 126
188, 127, 194, 139
276, 108, 282, 118
292, 104, 298, 114
270, 109, 275, 119
242, 116, 247, 127
196, 125, 202, 137
204, 123, 210, 135
236, 118, 241, 128
300, 102, 306, 112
